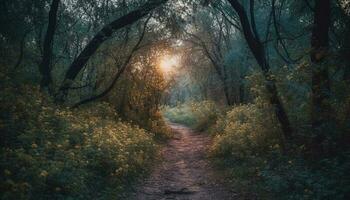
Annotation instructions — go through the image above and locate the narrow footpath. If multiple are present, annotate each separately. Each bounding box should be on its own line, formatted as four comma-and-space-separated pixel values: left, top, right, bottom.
130, 123, 241, 200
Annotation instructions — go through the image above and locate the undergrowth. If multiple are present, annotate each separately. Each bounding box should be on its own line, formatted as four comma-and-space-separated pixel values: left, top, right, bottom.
163, 99, 349, 199
162, 101, 221, 131
210, 103, 350, 200
0, 72, 165, 199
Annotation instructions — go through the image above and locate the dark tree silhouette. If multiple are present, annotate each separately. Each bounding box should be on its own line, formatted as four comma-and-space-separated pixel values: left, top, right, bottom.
310, 0, 331, 156
58, 0, 168, 102
227, 0, 293, 146
39, 0, 60, 91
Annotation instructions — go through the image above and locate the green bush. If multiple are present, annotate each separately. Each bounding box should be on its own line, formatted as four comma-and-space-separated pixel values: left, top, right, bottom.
260, 156, 350, 200
210, 102, 350, 199
210, 103, 282, 159
162, 101, 221, 131
0, 81, 158, 199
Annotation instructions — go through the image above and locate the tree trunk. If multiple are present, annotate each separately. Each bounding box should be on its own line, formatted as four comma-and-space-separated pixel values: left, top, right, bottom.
239, 75, 245, 103
14, 30, 30, 69
223, 81, 232, 105
227, 0, 293, 143
57, 0, 168, 102
310, 0, 331, 156
39, 0, 60, 91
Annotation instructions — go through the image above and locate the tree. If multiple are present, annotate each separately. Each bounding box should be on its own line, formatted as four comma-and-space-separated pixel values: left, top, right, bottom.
183, 8, 245, 106
39, 0, 60, 91
226, 0, 293, 145
57, 0, 168, 102
310, 0, 331, 155
72, 15, 152, 108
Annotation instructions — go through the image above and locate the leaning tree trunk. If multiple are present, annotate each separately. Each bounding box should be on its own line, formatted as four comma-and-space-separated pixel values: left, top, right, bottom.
227, 0, 293, 145
39, 0, 60, 92
57, 0, 168, 102
310, 0, 331, 156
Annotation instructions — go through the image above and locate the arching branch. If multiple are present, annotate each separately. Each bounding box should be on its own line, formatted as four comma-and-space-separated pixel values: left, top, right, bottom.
58, 0, 168, 101
72, 15, 152, 108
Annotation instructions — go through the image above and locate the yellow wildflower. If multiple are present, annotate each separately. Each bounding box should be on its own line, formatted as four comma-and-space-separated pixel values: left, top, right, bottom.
39, 170, 48, 177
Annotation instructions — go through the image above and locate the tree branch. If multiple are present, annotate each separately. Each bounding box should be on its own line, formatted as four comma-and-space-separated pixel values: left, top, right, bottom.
72, 15, 152, 108
58, 0, 168, 101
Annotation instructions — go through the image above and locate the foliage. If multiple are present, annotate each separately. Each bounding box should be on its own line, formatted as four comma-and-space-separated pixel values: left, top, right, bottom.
0, 73, 158, 199
209, 102, 350, 200
213, 151, 350, 200
210, 103, 282, 159
106, 43, 173, 141
162, 100, 221, 131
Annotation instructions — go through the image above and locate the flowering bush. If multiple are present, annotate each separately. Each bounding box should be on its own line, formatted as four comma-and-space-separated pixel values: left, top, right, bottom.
210, 66, 350, 200
0, 80, 158, 199
210, 103, 282, 159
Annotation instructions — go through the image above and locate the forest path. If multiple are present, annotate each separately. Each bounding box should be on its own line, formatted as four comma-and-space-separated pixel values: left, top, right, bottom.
130, 123, 241, 200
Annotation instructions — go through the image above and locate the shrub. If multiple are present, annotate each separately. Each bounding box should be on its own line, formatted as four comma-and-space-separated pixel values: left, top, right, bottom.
259, 156, 350, 200
210, 103, 282, 159
0, 79, 158, 199
209, 102, 350, 199
162, 101, 221, 131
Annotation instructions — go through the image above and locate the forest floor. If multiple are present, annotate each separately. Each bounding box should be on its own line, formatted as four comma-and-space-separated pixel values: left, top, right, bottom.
129, 123, 242, 200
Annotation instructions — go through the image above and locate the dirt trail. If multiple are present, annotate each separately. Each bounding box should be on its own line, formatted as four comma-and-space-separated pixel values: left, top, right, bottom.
130, 123, 240, 200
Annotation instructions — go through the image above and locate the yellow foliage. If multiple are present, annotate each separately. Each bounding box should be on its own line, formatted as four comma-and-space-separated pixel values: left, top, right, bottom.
210, 104, 282, 159
0, 81, 158, 199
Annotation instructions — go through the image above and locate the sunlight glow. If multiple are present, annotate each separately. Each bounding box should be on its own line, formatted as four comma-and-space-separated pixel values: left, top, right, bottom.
159, 55, 180, 74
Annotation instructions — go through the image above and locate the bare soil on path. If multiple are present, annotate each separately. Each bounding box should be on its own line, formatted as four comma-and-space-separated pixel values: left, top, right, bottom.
130, 123, 242, 200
